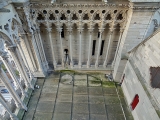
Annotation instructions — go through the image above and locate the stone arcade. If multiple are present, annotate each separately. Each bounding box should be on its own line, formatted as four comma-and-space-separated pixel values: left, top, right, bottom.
0, 0, 160, 120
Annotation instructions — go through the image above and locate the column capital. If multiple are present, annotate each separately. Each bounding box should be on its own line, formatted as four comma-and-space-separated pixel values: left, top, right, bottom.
57, 28, 62, 32
67, 28, 73, 33
77, 28, 84, 33
88, 28, 94, 33
98, 28, 104, 33
120, 28, 124, 33
46, 28, 52, 33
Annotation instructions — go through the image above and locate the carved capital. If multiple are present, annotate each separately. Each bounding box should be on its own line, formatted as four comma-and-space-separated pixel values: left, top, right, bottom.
57, 28, 62, 32
46, 28, 52, 33
98, 28, 104, 33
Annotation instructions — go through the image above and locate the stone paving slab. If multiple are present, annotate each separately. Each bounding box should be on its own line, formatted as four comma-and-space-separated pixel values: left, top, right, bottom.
33, 112, 52, 120
74, 79, 87, 86
36, 101, 55, 113
57, 94, 72, 102
39, 93, 56, 101
72, 113, 89, 120
74, 75, 87, 80
108, 114, 125, 120
89, 87, 103, 95
73, 103, 89, 114
74, 86, 88, 95
103, 87, 117, 95
23, 110, 34, 120
104, 96, 120, 105
44, 79, 59, 87
107, 104, 123, 114
53, 113, 71, 120
54, 102, 71, 113
58, 86, 72, 94
42, 86, 58, 93
89, 104, 106, 115
27, 98, 38, 111
73, 95, 88, 103
89, 96, 104, 104
90, 114, 107, 120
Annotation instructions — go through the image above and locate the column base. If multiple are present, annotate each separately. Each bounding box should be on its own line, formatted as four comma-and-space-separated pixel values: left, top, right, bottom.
53, 62, 57, 69
70, 62, 73, 68
87, 61, 90, 68
78, 62, 82, 68
95, 61, 98, 68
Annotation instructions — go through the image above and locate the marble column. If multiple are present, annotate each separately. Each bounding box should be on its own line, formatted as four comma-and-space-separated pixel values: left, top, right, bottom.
0, 62, 27, 110
23, 35, 37, 71
57, 28, 64, 67
95, 29, 104, 68
112, 28, 124, 66
87, 28, 94, 68
0, 52, 27, 97
46, 27, 57, 68
0, 93, 18, 120
36, 27, 49, 70
103, 29, 114, 67
8, 46, 34, 90
78, 28, 83, 68
16, 38, 33, 84
68, 29, 73, 68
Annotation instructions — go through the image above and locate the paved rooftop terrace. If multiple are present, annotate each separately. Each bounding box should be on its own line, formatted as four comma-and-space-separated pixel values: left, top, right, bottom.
23, 70, 133, 120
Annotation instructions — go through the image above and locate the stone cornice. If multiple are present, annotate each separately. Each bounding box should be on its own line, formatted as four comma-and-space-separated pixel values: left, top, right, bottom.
30, 3, 129, 9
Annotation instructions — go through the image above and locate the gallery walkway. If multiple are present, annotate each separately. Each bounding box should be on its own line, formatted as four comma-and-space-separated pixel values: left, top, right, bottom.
23, 70, 133, 120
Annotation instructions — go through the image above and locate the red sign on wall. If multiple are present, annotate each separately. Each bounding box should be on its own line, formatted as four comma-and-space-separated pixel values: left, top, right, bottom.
131, 94, 139, 110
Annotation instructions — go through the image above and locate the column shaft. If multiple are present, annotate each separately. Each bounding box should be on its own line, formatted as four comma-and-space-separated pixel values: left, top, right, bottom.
17, 40, 33, 81
24, 35, 37, 71
1, 58, 27, 97
37, 30, 49, 69
0, 93, 18, 120
103, 31, 113, 67
78, 30, 82, 68
112, 30, 123, 66
69, 31, 73, 67
95, 31, 103, 68
87, 30, 93, 68
9, 47, 33, 89
47, 28, 57, 68
0, 66, 27, 110
59, 30, 64, 67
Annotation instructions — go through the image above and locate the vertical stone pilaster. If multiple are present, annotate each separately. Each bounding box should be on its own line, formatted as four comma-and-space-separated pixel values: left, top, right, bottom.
67, 29, 73, 68
112, 28, 124, 67
103, 28, 114, 67
36, 25, 49, 70
46, 24, 57, 68
87, 28, 94, 68
95, 29, 104, 68
78, 27, 83, 68
57, 27, 64, 67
